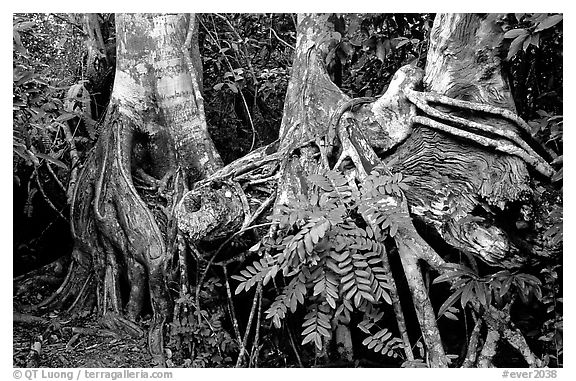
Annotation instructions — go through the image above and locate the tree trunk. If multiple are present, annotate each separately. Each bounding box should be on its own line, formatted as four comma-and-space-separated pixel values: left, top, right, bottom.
33, 13, 222, 364
28, 13, 557, 368
190, 13, 554, 367
388, 14, 533, 267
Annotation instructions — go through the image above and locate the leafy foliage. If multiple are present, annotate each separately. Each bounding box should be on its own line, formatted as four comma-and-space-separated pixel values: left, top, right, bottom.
361, 328, 404, 358
504, 14, 562, 62
13, 12, 563, 368
167, 278, 237, 367
233, 168, 412, 356
301, 303, 332, 349
536, 265, 563, 366
200, 14, 293, 163
504, 13, 563, 189
504, 13, 563, 119
434, 263, 543, 320
357, 303, 404, 358
13, 14, 97, 272
331, 14, 433, 98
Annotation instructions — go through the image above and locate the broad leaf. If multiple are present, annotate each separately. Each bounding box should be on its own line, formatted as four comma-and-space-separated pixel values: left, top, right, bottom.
534, 15, 563, 33
507, 34, 529, 61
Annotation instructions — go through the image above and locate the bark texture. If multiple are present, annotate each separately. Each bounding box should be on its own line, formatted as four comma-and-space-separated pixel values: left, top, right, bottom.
35, 13, 222, 364
386, 14, 532, 268
27, 13, 556, 368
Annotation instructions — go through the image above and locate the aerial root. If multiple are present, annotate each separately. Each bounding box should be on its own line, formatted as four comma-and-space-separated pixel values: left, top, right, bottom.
100, 312, 144, 338
235, 281, 262, 368
406, 90, 554, 178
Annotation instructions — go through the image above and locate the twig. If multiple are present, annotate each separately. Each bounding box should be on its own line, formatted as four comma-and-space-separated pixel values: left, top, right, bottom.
33, 170, 67, 221
269, 27, 295, 50
235, 281, 262, 368
84, 342, 104, 351
198, 222, 273, 289
241, 91, 257, 151
244, 194, 275, 230
44, 162, 66, 194
66, 333, 80, 350
287, 323, 304, 368
290, 14, 298, 30
25, 337, 42, 368
223, 265, 242, 345
249, 286, 263, 367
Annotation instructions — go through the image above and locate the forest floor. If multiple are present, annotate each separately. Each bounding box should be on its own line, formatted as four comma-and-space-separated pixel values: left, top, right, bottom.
13, 315, 153, 368
13, 273, 153, 368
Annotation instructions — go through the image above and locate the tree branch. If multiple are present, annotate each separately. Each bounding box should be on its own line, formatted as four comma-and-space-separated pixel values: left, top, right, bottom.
269, 27, 295, 50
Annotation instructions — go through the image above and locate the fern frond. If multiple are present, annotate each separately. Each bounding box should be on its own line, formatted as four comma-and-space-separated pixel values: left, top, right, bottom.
301, 303, 332, 350
285, 272, 308, 312
265, 293, 288, 329
358, 304, 384, 334
311, 258, 339, 309
361, 328, 403, 358
231, 256, 277, 294
339, 251, 378, 308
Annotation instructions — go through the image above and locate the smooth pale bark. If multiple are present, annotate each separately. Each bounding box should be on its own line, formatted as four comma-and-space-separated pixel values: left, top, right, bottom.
113, 13, 222, 181
275, 14, 350, 201
177, 13, 353, 241
35, 13, 223, 364
277, 14, 347, 146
